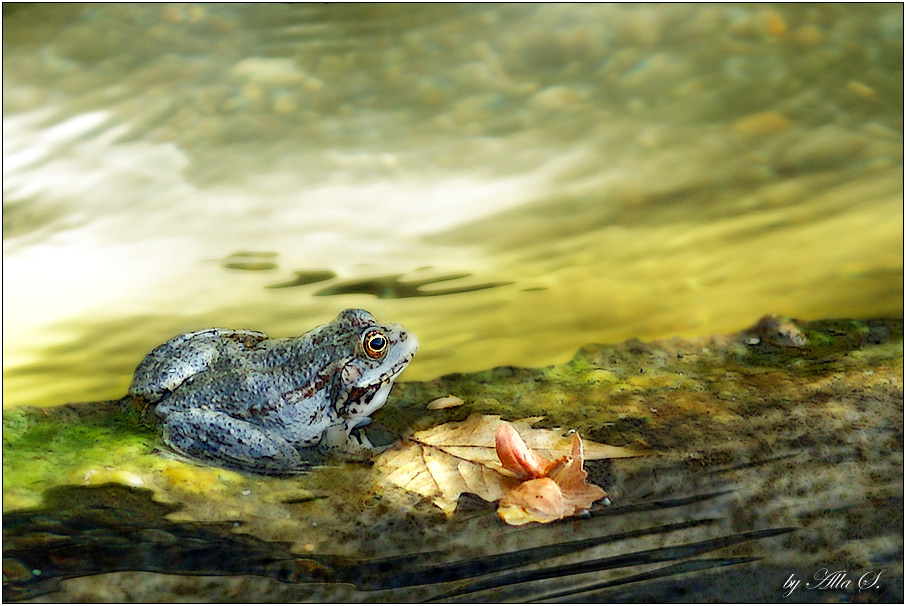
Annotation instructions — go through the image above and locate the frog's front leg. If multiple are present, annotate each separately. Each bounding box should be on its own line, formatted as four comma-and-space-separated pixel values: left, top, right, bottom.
159, 409, 311, 475
319, 419, 395, 460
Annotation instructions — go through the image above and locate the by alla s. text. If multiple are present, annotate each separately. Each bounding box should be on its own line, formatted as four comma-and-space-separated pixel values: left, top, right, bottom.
783, 568, 885, 598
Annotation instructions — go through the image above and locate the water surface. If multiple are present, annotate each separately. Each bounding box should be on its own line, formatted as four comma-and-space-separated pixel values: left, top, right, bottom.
3, 3, 902, 408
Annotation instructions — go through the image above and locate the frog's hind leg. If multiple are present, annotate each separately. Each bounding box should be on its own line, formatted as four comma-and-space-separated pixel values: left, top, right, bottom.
160, 409, 310, 475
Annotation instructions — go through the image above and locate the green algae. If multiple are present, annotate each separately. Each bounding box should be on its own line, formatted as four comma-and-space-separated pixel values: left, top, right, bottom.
2, 401, 157, 509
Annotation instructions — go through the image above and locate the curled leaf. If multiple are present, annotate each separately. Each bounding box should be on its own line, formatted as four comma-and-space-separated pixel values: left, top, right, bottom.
495, 422, 552, 480
498, 478, 569, 525
547, 433, 607, 509
495, 425, 607, 525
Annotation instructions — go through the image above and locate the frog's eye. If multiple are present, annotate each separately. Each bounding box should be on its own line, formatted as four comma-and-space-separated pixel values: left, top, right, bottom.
363, 330, 388, 359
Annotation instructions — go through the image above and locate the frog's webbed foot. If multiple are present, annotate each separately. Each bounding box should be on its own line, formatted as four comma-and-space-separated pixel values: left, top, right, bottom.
319, 422, 398, 460
160, 409, 312, 476
355, 423, 397, 454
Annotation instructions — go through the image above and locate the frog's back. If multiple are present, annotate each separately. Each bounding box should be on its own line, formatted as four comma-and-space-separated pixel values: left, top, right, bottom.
128, 328, 268, 402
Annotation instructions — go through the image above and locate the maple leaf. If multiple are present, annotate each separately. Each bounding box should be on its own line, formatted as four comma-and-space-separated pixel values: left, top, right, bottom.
374, 414, 639, 516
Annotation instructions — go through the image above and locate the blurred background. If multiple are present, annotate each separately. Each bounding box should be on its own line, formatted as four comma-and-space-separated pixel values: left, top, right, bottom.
3, 3, 902, 409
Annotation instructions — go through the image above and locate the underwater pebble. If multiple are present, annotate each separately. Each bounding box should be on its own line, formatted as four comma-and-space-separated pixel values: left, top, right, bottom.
728, 10, 787, 40
450, 62, 493, 88
778, 125, 869, 172
427, 395, 464, 410
163, 4, 206, 23
619, 53, 689, 93
727, 13, 765, 40
762, 11, 788, 37
757, 178, 808, 208
528, 86, 586, 111
447, 93, 501, 126
860, 122, 900, 140
415, 77, 452, 108
505, 29, 568, 74
240, 83, 266, 106
231, 57, 307, 86
301, 74, 325, 93
862, 139, 902, 170
732, 111, 791, 137
272, 92, 299, 115
792, 24, 825, 49
845, 80, 876, 100
612, 6, 665, 47
755, 314, 808, 348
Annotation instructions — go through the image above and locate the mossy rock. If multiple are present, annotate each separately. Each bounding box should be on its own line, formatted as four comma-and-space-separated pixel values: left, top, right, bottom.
3, 317, 903, 601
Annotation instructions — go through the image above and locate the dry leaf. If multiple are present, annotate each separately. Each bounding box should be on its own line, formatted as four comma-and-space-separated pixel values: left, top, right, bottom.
497, 478, 568, 525
495, 422, 552, 479
374, 414, 639, 516
426, 395, 465, 410
377, 439, 519, 515
496, 430, 607, 526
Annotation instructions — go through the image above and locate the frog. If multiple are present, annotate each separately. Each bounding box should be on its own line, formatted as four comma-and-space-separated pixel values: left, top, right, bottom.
127, 309, 419, 475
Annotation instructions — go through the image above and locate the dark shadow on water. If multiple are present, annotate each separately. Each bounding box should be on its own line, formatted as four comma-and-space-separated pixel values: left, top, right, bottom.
309, 273, 513, 299
3, 483, 792, 602
265, 269, 338, 287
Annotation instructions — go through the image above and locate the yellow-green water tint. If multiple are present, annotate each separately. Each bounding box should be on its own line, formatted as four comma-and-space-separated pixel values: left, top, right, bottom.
3, 4, 902, 408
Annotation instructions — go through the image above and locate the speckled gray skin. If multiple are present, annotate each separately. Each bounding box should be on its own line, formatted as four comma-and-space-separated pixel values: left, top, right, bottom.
128, 309, 419, 475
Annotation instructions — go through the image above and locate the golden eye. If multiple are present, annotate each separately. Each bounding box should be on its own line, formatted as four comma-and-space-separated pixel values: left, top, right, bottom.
363, 330, 388, 359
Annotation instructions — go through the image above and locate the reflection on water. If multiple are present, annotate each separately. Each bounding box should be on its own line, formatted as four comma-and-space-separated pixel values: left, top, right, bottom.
3, 3, 903, 408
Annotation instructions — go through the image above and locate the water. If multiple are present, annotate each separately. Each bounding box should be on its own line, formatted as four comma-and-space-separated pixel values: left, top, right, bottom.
3, 3, 903, 408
